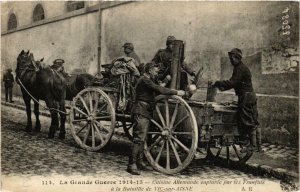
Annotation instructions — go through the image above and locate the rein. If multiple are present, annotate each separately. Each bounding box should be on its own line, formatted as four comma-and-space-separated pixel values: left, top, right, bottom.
17, 77, 70, 115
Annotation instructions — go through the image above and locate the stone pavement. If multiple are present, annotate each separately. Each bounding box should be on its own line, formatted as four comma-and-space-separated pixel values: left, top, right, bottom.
1, 98, 299, 187
1, 105, 298, 192
0, 105, 266, 180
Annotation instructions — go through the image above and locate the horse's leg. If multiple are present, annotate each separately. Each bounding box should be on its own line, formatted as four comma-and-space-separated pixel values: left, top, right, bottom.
58, 99, 66, 140
23, 95, 32, 132
45, 97, 59, 139
34, 100, 41, 132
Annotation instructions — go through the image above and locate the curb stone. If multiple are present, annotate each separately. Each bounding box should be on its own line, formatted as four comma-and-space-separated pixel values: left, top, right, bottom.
244, 161, 298, 185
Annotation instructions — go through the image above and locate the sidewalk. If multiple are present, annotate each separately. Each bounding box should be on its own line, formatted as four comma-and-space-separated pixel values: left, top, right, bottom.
246, 144, 298, 182
1, 97, 299, 185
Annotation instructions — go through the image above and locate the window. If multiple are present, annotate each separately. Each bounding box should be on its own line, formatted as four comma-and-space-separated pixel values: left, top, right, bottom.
66, 1, 85, 12
7, 13, 17, 30
33, 4, 45, 22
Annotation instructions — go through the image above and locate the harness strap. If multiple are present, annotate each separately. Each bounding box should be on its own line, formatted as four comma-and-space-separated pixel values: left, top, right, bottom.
17, 78, 70, 115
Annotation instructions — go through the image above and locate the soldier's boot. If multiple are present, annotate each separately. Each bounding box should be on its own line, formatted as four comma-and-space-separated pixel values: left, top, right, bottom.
256, 127, 264, 152
137, 160, 153, 171
127, 144, 141, 175
241, 129, 256, 153
127, 164, 141, 175
136, 147, 153, 171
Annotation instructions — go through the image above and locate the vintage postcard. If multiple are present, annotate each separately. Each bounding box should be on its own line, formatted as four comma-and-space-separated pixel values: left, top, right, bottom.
1, 1, 299, 192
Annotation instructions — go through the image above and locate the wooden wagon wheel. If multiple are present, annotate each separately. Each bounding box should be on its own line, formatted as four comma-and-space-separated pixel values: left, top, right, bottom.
207, 140, 253, 164
144, 95, 198, 174
69, 87, 115, 151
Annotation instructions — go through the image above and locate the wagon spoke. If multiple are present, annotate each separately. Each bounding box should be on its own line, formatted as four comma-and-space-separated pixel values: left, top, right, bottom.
155, 140, 165, 163
172, 115, 189, 131
232, 145, 241, 160
88, 92, 93, 113
169, 139, 182, 165
150, 119, 164, 132
165, 100, 170, 127
149, 136, 163, 151
73, 106, 88, 117
226, 146, 230, 163
93, 120, 109, 134
76, 122, 89, 135
171, 136, 190, 153
93, 123, 105, 144
166, 141, 170, 170
93, 93, 100, 115
170, 102, 179, 128
215, 147, 222, 158
172, 132, 192, 135
79, 96, 90, 115
98, 103, 108, 114
156, 105, 166, 127
82, 124, 91, 144
91, 122, 95, 147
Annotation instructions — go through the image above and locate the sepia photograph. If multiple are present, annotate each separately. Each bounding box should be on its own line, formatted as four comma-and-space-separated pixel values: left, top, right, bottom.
1, 1, 299, 192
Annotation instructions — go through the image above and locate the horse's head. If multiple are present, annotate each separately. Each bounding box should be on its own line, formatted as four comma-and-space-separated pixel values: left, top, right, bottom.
16, 50, 32, 77
17, 50, 30, 66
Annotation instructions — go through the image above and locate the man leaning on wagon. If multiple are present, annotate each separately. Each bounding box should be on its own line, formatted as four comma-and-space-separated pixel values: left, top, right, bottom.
127, 62, 185, 175
212, 48, 261, 153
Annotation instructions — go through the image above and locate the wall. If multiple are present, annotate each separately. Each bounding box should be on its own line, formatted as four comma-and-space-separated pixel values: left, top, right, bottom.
1, 1, 99, 96
221, 52, 299, 96
100, 1, 299, 79
1, 1, 99, 32
100, 1, 299, 146
1, 13, 98, 73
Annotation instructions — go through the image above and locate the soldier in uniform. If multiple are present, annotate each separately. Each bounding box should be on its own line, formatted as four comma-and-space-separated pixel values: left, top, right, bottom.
3, 68, 14, 103
51, 59, 69, 77
123, 42, 142, 70
152, 36, 196, 84
127, 62, 185, 175
213, 48, 261, 153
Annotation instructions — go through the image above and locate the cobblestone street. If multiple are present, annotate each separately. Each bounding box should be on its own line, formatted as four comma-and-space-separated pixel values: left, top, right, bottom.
1, 105, 296, 191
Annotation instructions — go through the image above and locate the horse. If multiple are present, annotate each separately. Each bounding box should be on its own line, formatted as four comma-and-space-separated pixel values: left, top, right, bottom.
64, 73, 96, 100
16, 50, 67, 139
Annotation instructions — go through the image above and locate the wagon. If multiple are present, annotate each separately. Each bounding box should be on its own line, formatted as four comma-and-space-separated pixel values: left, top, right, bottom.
69, 40, 253, 174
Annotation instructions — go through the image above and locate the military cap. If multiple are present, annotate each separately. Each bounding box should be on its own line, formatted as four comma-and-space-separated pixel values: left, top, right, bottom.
166, 36, 176, 45
53, 59, 65, 65
228, 48, 242, 59
144, 62, 159, 73
122, 42, 134, 50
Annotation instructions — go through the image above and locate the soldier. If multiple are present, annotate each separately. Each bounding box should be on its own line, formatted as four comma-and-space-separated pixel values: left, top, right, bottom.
3, 68, 14, 103
52, 59, 69, 77
123, 42, 141, 69
152, 36, 196, 84
127, 62, 185, 175
213, 48, 261, 153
